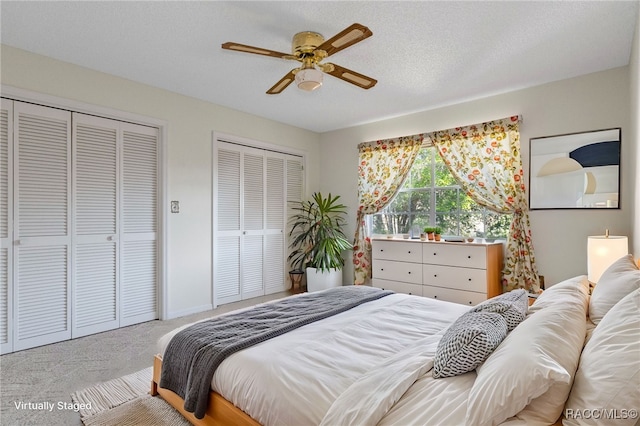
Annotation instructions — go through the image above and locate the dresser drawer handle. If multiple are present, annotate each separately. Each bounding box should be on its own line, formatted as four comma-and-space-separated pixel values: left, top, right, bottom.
434, 295, 438, 299
468, 255, 471, 259
408, 271, 411, 274
408, 250, 411, 254
468, 278, 472, 281
380, 249, 384, 252
381, 268, 384, 271
468, 301, 473, 305
434, 274, 437, 277
433, 252, 437, 256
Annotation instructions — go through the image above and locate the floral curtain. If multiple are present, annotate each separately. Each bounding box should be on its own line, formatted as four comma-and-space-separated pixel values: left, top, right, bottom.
353, 136, 423, 284
429, 116, 541, 292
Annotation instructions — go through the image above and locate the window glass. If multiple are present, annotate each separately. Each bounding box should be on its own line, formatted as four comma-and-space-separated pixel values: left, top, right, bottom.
370, 147, 511, 239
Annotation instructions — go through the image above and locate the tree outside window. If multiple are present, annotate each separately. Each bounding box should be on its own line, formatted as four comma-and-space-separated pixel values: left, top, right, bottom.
370, 147, 511, 238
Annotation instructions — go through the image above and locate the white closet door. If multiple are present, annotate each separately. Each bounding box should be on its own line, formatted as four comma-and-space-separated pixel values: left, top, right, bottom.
72, 113, 119, 337
120, 123, 158, 326
214, 144, 242, 305
242, 150, 264, 299
214, 140, 304, 305
286, 157, 304, 274
0, 99, 13, 353
264, 155, 285, 294
14, 102, 72, 351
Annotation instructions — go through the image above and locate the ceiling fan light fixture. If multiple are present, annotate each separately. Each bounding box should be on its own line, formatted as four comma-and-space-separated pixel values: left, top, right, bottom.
295, 68, 323, 91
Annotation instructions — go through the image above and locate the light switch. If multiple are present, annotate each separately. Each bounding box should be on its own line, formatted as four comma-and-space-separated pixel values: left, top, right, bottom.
171, 201, 180, 213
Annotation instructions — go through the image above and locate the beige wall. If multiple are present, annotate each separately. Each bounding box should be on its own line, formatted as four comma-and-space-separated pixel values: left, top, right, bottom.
320, 67, 632, 286
2, 37, 637, 315
630, 10, 640, 258
1, 45, 322, 318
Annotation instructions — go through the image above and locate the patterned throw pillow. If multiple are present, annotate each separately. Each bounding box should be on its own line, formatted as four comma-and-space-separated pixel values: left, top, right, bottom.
470, 289, 528, 331
433, 312, 508, 379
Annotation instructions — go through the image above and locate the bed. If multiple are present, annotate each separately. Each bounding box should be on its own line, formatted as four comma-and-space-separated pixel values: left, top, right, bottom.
151, 254, 640, 426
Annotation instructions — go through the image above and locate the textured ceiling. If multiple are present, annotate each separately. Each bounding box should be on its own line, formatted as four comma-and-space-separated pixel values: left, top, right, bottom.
1, 1, 638, 133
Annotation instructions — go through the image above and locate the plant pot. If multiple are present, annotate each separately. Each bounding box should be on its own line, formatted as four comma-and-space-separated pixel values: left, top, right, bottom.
434, 234, 441, 241
427, 232, 434, 241
288, 270, 305, 291
306, 267, 342, 292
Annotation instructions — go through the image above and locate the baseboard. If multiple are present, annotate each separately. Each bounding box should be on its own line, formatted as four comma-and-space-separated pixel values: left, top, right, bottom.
166, 303, 214, 320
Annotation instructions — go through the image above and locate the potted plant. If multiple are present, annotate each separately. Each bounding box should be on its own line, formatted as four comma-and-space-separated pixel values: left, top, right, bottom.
288, 192, 352, 292
434, 227, 442, 241
424, 227, 436, 241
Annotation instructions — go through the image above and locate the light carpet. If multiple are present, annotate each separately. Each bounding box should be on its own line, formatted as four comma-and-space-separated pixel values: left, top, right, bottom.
71, 367, 189, 426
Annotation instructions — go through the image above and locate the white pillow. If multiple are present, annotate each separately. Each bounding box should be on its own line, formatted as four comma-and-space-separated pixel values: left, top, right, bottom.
466, 282, 588, 426
563, 289, 640, 426
528, 276, 589, 313
589, 254, 640, 325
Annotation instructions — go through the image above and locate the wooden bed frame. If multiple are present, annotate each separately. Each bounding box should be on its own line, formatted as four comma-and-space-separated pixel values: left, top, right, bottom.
151, 354, 260, 426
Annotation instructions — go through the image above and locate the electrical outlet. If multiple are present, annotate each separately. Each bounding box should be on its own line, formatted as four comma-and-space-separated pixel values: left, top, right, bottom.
170, 201, 180, 213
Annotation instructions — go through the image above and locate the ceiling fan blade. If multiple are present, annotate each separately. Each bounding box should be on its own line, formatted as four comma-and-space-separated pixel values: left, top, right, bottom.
323, 63, 377, 90
222, 42, 294, 59
266, 69, 296, 94
316, 23, 372, 57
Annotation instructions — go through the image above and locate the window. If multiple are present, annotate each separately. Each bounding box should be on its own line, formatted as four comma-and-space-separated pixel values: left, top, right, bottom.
370, 146, 511, 239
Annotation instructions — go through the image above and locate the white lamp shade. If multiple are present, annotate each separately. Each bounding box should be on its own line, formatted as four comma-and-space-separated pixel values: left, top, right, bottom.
587, 235, 628, 283
295, 68, 323, 91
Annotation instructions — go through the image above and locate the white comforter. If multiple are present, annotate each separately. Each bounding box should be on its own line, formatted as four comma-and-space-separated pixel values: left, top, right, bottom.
158, 292, 473, 426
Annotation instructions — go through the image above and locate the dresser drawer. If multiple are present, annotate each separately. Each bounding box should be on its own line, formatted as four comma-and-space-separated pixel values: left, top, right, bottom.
422, 243, 487, 269
372, 279, 422, 296
372, 240, 422, 263
373, 259, 422, 285
422, 285, 486, 306
423, 264, 487, 293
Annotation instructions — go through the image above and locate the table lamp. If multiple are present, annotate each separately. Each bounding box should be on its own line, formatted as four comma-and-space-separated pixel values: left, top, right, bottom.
587, 230, 628, 284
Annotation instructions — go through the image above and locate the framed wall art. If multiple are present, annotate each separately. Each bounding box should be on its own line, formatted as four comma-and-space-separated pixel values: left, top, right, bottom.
529, 128, 621, 210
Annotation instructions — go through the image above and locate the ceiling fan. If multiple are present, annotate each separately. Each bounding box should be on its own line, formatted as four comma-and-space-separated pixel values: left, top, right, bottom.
221, 23, 377, 94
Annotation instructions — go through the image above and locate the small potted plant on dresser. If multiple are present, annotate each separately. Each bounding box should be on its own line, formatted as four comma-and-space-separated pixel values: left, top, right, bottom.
434, 227, 442, 241
287, 192, 352, 292
424, 227, 436, 241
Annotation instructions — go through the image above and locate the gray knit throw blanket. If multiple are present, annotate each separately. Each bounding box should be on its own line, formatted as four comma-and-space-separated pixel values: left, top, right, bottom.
160, 286, 393, 419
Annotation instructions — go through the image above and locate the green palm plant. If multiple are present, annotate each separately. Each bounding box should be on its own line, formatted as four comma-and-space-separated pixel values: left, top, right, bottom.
287, 192, 352, 272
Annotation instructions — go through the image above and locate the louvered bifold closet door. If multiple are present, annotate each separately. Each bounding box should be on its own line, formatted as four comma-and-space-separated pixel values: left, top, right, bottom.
285, 157, 304, 273
264, 155, 285, 294
14, 102, 72, 351
120, 123, 158, 327
72, 114, 119, 337
0, 100, 13, 354
241, 149, 265, 299
215, 143, 242, 305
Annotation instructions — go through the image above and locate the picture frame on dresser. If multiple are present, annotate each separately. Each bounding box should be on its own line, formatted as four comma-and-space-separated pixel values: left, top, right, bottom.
371, 238, 503, 306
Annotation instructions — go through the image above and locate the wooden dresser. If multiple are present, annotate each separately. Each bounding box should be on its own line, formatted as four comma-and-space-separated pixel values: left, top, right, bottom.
371, 238, 503, 306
